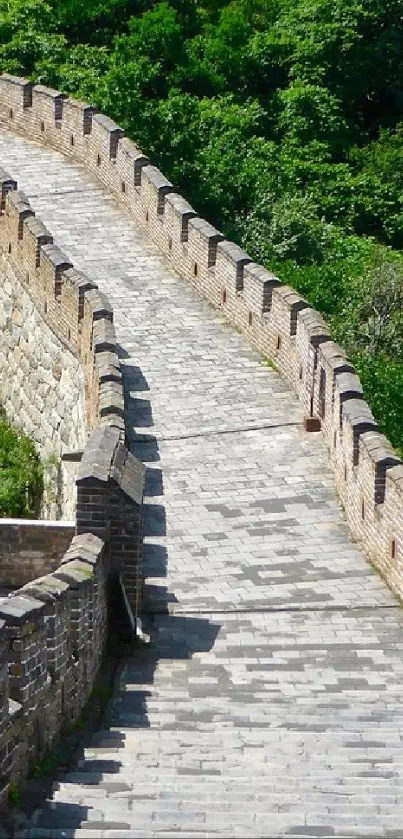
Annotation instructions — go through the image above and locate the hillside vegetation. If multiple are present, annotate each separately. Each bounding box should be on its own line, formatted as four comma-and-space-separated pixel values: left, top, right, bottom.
0, 410, 43, 516
1, 0, 402, 450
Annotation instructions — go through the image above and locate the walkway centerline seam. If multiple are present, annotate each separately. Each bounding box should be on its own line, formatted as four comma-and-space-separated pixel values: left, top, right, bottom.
132, 420, 301, 443
143, 603, 401, 617
27, 187, 104, 198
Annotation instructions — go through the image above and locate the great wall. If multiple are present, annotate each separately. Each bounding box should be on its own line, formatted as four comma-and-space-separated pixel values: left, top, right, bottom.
0, 74, 402, 837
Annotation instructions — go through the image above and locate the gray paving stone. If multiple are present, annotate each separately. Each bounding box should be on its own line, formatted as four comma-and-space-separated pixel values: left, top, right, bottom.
2, 129, 403, 839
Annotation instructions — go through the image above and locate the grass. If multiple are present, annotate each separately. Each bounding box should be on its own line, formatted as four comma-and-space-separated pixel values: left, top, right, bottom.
261, 357, 279, 373
30, 750, 61, 780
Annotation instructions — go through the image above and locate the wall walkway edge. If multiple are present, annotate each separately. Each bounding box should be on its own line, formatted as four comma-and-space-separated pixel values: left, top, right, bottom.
0, 150, 146, 800
0, 74, 399, 602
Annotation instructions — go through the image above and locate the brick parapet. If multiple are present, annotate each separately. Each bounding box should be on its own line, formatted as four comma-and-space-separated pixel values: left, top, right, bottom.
0, 81, 149, 800
0, 533, 108, 794
0, 180, 125, 437
0, 73, 400, 603
0, 519, 75, 588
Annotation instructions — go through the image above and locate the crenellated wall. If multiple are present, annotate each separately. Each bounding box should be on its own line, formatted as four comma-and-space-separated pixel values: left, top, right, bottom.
0, 171, 126, 439
0, 147, 146, 801
0, 532, 109, 791
0, 165, 126, 517
0, 248, 86, 520
0, 72, 402, 803
0, 518, 75, 588
0, 73, 400, 604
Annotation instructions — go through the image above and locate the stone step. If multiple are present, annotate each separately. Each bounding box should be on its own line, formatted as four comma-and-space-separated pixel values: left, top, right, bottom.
31, 821, 133, 834
28, 831, 164, 839
29, 832, 104, 839
50, 791, 288, 807
81, 743, 244, 753
28, 831, 229, 839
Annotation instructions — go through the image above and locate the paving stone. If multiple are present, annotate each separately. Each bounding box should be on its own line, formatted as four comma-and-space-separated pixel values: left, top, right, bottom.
2, 129, 403, 839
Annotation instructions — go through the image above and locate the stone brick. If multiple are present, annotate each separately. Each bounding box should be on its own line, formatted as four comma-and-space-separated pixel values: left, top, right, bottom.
0, 80, 402, 838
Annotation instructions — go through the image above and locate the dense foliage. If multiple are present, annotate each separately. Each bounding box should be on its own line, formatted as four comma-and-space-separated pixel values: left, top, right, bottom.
0, 410, 43, 516
1, 0, 402, 450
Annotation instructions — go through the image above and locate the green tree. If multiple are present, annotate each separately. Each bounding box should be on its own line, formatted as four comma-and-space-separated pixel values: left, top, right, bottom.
1, 0, 403, 451
0, 412, 43, 517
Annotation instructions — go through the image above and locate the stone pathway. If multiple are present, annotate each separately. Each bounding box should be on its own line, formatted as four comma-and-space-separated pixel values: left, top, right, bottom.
1, 129, 403, 838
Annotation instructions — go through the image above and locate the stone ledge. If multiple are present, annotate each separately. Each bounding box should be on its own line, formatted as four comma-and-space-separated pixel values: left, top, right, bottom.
0, 594, 45, 625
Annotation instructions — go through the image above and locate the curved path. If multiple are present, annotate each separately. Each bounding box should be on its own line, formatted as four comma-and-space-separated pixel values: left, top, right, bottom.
2, 129, 403, 839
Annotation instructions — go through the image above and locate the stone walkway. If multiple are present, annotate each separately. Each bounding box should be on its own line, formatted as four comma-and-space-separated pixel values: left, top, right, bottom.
1, 129, 403, 838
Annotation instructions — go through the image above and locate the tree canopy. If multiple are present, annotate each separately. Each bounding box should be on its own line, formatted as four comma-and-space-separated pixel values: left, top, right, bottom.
1, 0, 402, 451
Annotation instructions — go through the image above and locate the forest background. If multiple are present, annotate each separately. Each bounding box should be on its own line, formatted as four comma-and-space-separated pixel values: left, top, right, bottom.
0, 0, 402, 452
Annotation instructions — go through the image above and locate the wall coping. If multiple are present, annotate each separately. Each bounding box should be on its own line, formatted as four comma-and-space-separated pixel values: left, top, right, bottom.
0, 115, 146, 796
0, 518, 75, 527
0, 75, 400, 583
0, 72, 402, 790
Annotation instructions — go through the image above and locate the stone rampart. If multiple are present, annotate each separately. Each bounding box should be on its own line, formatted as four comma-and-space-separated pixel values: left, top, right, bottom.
0, 163, 126, 517
0, 73, 400, 601
0, 532, 108, 793
0, 519, 75, 588
0, 140, 146, 799
0, 244, 85, 520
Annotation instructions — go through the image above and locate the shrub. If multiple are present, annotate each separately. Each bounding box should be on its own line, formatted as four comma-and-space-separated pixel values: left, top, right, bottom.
0, 409, 43, 517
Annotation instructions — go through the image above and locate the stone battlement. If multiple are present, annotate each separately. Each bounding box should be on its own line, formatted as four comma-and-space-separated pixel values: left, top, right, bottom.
0, 160, 145, 800
0, 172, 124, 441
0, 531, 108, 797
0, 72, 402, 805
0, 73, 400, 599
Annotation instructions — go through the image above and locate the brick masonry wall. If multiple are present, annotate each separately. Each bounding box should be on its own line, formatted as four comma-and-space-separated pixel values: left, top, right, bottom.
0, 256, 86, 518
0, 456, 144, 801
0, 533, 109, 795
0, 163, 126, 518
0, 91, 147, 800
0, 519, 74, 588
0, 74, 400, 603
